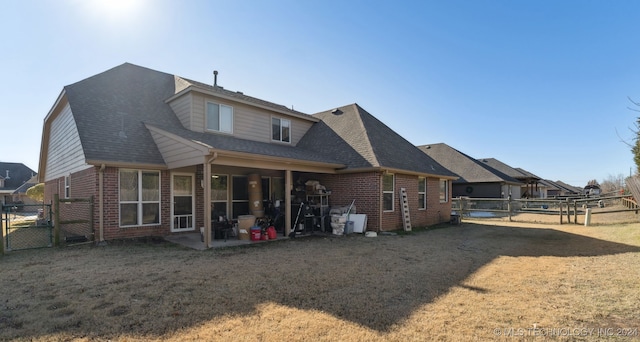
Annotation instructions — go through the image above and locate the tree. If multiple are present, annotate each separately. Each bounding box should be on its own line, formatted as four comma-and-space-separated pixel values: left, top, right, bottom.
626, 98, 640, 173
600, 174, 625, 195
26, 183, 44, 203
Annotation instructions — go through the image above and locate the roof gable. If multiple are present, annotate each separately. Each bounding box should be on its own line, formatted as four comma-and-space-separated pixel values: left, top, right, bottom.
301, 104, 456, 177
63, 63, 182, 166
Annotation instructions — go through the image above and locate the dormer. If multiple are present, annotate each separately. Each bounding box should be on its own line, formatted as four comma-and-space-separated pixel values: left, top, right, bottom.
165, 74, 319, 145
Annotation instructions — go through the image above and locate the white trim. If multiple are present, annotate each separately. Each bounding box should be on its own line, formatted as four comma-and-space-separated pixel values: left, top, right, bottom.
205, 100, 234, 134
171, 172, 195, 232
439, 179, 449, 203
418, 176, 426, 210
383, 173, 395, 212
270, 115, 291, 144
118, 169, 161, 228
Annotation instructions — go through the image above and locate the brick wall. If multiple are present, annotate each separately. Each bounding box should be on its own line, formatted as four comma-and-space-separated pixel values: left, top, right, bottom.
45, 167, 173, 241
309, 171, 452, 232
101, 167, 172, 240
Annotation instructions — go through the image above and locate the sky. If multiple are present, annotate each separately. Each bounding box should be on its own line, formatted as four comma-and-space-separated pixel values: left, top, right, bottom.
1, 0, 639, 187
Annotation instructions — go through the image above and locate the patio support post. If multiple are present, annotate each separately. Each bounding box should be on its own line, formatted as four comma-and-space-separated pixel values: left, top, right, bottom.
285, 169, 292, 236
204, 162, 212, 248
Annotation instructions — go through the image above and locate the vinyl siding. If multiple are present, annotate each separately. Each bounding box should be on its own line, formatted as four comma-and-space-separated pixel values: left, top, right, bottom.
169, 93, 193, 130
45, 103, 91, 182
187, 93, 313, 145
149, 129, 205, 169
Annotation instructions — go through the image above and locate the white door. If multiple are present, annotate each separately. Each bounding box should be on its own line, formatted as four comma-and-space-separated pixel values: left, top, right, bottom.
171, 173, 194, 232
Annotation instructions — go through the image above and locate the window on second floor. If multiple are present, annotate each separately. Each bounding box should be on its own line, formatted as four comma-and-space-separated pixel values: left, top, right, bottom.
206, 102, 233, 133
418, 177, 426, 209
272, 117, 291, 143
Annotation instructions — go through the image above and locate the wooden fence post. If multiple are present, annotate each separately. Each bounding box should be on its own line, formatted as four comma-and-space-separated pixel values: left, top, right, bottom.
559, 201, 563, 224
507, 197, 512, 221
574, 200, 578, 224
1, 207, 5, 254
54, 194, 60, 247
566, 198, 571, 223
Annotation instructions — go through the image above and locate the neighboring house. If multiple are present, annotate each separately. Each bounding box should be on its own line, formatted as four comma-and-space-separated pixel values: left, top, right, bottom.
0, 162, 37, 206
38, 63, 457, 246
477, 159, 542, 198
417, 143, 522, 199
555, 181, 583, 195
540, 179, 581, 198
584, 183, 601, 197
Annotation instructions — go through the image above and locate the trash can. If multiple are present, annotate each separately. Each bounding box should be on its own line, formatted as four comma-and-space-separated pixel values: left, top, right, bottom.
345, 221, 354, 234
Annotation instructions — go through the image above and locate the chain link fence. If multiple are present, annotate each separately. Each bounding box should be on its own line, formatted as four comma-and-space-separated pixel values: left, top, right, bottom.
2, 204, 53, 251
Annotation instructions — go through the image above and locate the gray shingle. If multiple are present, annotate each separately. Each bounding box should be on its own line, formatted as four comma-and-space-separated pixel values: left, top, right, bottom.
300, 104, 456, 177
418, 143, 521, 184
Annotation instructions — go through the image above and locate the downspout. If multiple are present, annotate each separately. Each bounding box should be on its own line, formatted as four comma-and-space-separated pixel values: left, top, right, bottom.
98, 164, 105, 244
203, 151, 217, 248
285, 169, 292, 236
378, 171, 383, 233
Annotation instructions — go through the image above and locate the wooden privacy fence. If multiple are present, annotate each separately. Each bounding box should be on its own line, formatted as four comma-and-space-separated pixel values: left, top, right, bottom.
452, 194, 638, 225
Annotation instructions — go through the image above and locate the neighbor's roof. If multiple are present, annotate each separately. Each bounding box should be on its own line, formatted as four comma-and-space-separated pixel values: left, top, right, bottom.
477, 158, 541, 181
418, 143, 522, 185
555, 180, 582, 193
299, 104, 457, 177
0, 162, 36, 191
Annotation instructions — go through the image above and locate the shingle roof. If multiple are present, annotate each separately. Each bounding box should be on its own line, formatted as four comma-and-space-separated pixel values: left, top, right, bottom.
418, 143, 522, 184
146, 122, 344, 165
0, 162, 36, 191
555, 180, 582, 193
64, 63, 181, 165
63, 63, 325, 166
477, 158, 532, 180
299, 104, 457, 177
176, 77, 315, 120
60, 63, 455, 175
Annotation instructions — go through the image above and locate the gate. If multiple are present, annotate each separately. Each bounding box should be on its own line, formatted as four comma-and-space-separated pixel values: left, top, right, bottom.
2, 203, 53, 252
54, 195, 94, 245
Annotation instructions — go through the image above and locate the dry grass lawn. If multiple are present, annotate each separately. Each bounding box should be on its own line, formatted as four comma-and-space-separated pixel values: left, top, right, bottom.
1, 219, 640, 341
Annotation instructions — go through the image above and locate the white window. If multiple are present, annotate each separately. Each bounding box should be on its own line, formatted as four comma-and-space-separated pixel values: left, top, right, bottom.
211, 174, 228, 219
64, 176, 70, 199
206, 102, 233, 133
418, 177, 426, 209
271, 117, 291, 143
119, 170, 161, 227
439, 179, 449, 203
383, 173, 394, 211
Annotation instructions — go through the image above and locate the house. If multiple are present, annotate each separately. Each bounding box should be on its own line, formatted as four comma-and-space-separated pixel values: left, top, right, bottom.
417, 143, 523, 199
539, 179, 581, 198
0, 162, 37, 206
38, 63, 457, 246
477, 158, 543, 198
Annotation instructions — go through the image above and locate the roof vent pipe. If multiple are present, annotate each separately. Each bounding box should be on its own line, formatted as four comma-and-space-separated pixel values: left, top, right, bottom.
213, 70, 218, 87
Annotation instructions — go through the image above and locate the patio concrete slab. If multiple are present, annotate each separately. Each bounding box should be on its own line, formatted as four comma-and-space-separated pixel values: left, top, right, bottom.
164, 232, 290, 250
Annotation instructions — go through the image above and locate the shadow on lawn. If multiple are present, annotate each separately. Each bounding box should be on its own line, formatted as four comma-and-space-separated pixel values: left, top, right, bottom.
247, 223, 640, 331
2, 223, 639, 339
